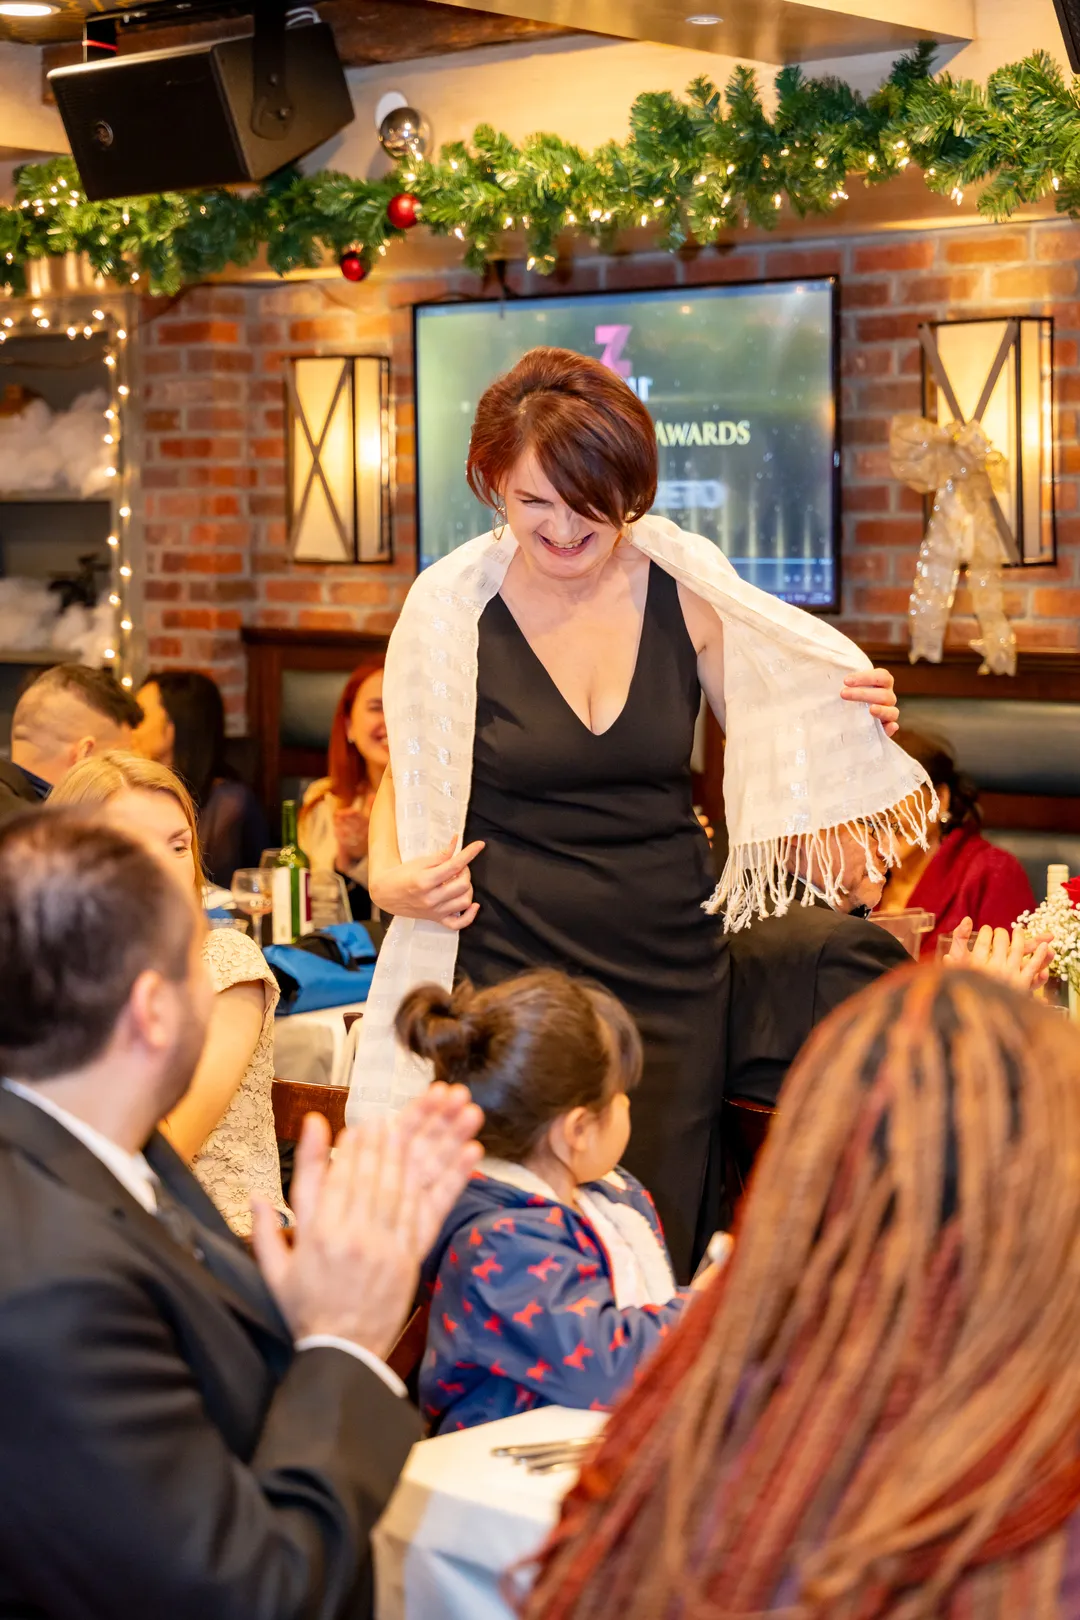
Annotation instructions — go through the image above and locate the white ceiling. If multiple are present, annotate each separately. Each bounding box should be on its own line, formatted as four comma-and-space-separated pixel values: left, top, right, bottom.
433, 0, 974, 62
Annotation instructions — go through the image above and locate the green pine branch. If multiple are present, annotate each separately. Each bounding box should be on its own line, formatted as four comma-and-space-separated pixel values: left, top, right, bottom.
2, 48, 1078, 294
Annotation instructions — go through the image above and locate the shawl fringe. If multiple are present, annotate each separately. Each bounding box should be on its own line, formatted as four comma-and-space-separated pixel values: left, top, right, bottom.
710, 789, 936, 932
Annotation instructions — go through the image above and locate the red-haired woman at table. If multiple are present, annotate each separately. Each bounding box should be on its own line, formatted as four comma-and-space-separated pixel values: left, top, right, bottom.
298, 659, 386, 918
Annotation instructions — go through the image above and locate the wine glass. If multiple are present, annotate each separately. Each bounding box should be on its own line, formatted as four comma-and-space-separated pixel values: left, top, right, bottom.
231, 867, 273, 947
310, 870, 351, 930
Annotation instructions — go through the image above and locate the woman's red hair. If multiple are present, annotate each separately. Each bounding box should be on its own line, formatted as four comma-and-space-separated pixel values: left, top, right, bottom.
467, 347, 657, 532
328, 659, 384, 803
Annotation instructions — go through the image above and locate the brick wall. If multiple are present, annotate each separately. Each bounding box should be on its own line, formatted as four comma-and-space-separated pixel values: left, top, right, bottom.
138, 217, 1080, 729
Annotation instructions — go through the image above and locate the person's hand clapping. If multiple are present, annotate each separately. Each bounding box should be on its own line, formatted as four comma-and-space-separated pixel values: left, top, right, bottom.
333, 797, 372, 866
944, 916, 1053, 994
842, 667, 899, 736
369, 839, 485, 931
252, 1083, 484, 1359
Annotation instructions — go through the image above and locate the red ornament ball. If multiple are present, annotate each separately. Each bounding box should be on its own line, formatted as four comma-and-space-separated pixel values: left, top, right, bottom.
339, 250, 367, 282
387, 192, 420, 230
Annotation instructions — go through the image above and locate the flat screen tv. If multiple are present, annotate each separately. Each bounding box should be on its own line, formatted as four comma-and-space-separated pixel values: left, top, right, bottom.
413, 276, 840, 609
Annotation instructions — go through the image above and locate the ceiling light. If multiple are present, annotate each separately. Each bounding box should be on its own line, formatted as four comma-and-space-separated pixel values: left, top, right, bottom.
686, 12, 722, 21
0, 3, 59, 16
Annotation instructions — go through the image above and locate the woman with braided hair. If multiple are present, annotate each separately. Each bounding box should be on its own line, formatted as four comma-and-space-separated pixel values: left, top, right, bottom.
524, 967, 1080, 1620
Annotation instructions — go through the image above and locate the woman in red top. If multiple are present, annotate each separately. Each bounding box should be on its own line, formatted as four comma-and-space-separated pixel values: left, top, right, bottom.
877, 727, 1035, 957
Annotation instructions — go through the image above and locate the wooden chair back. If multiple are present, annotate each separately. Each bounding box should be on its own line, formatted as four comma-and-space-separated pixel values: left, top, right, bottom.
272, 1078, 348, 1143
387, 1302, 432, 1388
270, 1077, 434, 1400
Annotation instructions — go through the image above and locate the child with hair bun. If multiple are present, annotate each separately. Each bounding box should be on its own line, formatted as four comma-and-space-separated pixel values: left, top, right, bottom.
397, 969, 700, 1433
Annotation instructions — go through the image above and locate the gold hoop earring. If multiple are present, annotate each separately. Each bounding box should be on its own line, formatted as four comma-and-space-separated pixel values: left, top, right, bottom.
492, 503, 508, 541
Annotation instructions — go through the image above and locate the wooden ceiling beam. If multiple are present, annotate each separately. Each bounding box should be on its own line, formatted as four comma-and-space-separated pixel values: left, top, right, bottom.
36, 0, 580, 101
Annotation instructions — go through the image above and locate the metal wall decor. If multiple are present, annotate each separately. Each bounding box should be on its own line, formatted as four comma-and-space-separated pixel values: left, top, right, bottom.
919, 317, 1056, 568
286, 354, 392, 564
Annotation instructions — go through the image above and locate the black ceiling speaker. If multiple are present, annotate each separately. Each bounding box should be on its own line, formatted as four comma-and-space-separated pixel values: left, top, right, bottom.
48, 2, 354, 201
1054, 0, 1080, 71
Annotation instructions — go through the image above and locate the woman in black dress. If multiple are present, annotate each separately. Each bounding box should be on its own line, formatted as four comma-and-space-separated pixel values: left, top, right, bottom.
369, 349, 898, 1277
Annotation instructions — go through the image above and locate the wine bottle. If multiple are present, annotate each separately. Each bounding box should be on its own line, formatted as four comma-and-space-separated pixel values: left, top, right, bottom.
272, 799, 313, 944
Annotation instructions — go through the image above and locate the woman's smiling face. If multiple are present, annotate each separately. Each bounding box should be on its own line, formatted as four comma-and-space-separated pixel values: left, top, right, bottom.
501, 450, 623, 581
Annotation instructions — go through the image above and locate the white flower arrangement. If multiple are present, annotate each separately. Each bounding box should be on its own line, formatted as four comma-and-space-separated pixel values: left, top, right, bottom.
1019, 882, 1080, 989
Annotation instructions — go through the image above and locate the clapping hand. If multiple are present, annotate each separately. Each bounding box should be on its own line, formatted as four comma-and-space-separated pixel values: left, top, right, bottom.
252, 1084, 484, 1359
944, 916, 1053, 994
333, 798, 372, 866
842, 668, 900, 737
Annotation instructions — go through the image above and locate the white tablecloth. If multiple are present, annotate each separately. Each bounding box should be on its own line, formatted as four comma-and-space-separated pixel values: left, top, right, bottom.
374, 1406, 606, 1620
272, 1003, 364, 1088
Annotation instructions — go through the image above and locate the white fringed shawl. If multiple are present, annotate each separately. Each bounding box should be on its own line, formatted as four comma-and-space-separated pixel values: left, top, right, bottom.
346, 515, 931, 1121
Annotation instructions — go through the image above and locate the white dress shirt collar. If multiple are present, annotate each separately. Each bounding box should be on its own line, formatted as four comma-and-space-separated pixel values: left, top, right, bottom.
2, 1079, 158, 1214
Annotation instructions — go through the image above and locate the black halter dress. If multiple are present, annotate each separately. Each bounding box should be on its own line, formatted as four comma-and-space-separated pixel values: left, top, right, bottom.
457, 563, 729, 1278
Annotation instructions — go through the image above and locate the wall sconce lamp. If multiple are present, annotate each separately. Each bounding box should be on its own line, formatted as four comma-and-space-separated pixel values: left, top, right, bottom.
920, 317, 1055, 567
286, 355, 392, 564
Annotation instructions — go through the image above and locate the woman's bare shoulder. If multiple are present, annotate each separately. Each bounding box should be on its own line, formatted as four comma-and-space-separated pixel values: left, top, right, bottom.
676, 579, 722, 654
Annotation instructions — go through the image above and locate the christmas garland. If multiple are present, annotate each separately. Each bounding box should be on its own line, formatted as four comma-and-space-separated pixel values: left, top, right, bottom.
7, 45, 1080, 296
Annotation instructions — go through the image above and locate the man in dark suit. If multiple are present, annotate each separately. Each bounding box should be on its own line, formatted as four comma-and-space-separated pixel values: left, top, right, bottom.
0, 662, 143, 819
725, 822, 910, 1109
0, 808, 482, 1620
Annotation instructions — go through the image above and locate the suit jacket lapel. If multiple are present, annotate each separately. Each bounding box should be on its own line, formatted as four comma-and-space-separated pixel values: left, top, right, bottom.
143, 1132, 292, 1345
0, 1087, 291, 1350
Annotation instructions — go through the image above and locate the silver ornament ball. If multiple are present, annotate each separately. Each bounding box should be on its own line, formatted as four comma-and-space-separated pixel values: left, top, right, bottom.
378, 106, 430, 161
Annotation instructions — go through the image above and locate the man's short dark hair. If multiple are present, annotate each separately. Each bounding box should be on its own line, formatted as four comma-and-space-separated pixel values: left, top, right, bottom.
15, 664, 144, 733
0, 810, 196, 1080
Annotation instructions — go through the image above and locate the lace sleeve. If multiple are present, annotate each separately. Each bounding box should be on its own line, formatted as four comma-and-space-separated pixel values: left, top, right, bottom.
202, 925, 279, 1015
194, 926, 285, 1237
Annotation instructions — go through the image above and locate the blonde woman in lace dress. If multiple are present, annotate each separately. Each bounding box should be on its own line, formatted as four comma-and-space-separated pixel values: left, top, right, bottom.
51, 753, 287, 1236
